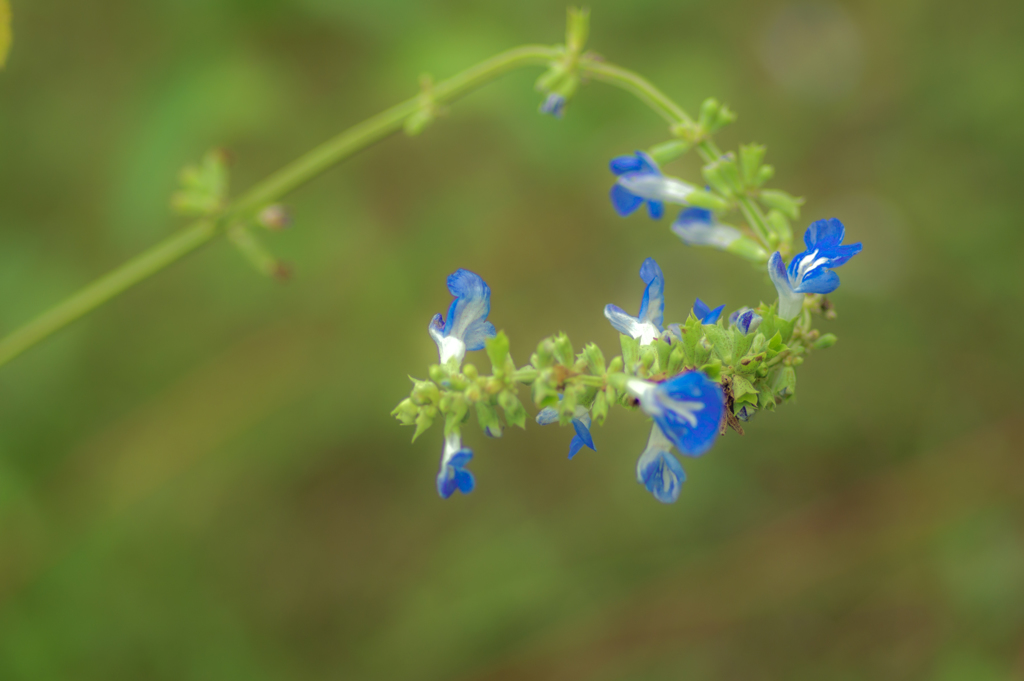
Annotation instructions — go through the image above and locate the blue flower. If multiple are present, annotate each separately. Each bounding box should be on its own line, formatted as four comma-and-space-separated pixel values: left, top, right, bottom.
729, 307, 762, 335
437, 433, 475, 499
736, 404, 756, 422
428, 269, 497, 365
539, 93, 566, 118
609, 151, 698, 219
536, 405, 596, 459
693, 298, 725, 325
604, 257, 665, 345
636, 424, 687, 503
672, 207, 742, 249
769, 218, 862, 320
627, 371, 724, 457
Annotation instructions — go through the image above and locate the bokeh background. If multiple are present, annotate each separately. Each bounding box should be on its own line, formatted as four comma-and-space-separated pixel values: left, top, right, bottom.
1, 0, 1023, 679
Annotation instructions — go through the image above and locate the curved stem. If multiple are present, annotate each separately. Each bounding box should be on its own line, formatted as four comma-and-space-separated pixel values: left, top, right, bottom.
578, 58, 693, 126
0, 45, 559, 368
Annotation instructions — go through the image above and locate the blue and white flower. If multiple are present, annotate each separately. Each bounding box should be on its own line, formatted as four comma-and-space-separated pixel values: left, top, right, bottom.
768, 218, 862, 320
604, 257, 665, 346
636, 424, 687, 503
436, 433, 475, 499
626, 371, 724, 457
729, 307, 762, 335
536, 405, 596, 459
672, 207, 742, 249
428, 269, 497, 366
693, 298, 725, 325
609, 151, 698, 219
539, 93, 566, 118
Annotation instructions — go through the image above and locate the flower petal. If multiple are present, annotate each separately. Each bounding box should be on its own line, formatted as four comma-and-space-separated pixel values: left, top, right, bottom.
610, 154, 643, 176
462, 320, 496, 352
610, 183, 644, 216
702, 304, 725, 325
647, 200, 664, 220
635, 151, 661, 176
636, 426, 686, 504
568, 435, 586, 460
637, 258, 665, 329
804, 218, 845, 250
604, 304, 642, 337
653, 371, 723, 457
444, 269, 492, 345
535, 407, 559, 426
571, 417, 596, 451
693, 298, 710, 320
794, 266, 840, 294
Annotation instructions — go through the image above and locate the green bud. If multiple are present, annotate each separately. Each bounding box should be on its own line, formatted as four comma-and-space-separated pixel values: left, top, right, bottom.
653, 339, 671, 374
647, 139, 692, 165
591, 390, 609, 426
411, 378, 439, 406
475, 400, 502, 438
583, 343, 606, 375
486, 331, 510, 374
171, 149, 230, 217
739, 144, 767, 187
565, 6, 590, 55
428, 364, 446, 383
698, 98, 720, 132
619, 334, 640, 371
444, 393, 469, 436
701, 161, 733, 198
463, 363, 478, 380
534, 62, 568, 93
391, 398, 419, 426
532, 379, 559, 408
606, 373, 629, 393
813, 333, 838, 350
607, 356, 624, 374
755, 165, 775, 186
511, 367, 538, 384
686, 189, 731, 212
758, 189, 804, 221
534, 337, 555, 368
725, 237, 769, 263
639, 345, 656, 372
765, 209, 794, 246
772, 366, 797, 399
498, 390, 527, 429
553, 333, 574, 367
703, 325, 733, 364
731, 375, 759, 405
714, 104, 737, 131
699, 360, 723, 382
412, 409, 434, 442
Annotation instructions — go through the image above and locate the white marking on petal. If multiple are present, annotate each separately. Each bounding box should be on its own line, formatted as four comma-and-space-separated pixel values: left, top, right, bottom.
659, 395, 704, 428
636, 322, 662, 346
437, 336, 466, 366
795, 249, 829, 284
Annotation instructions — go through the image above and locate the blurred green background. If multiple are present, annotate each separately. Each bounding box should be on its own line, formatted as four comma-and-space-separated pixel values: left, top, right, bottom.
1, 0, 1023, 679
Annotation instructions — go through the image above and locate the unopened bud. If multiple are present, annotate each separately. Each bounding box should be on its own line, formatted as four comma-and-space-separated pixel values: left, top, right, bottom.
258, 204, 292, 231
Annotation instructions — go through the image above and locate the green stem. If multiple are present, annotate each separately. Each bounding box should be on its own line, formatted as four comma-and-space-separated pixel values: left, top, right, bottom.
578, 57, 693, 126
0, 45, 558, 368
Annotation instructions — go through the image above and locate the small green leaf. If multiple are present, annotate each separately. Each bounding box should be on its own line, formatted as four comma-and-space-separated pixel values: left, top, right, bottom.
498, 390, 527, 429
699, 360, 723, 382
475, 401, 502, 438
731, 375, 758, 405
583, 343, 606, 375
703, 325, 733, 364
485, 331, 510, 374
758, 189, 804, 221
620, 334, 640, 371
